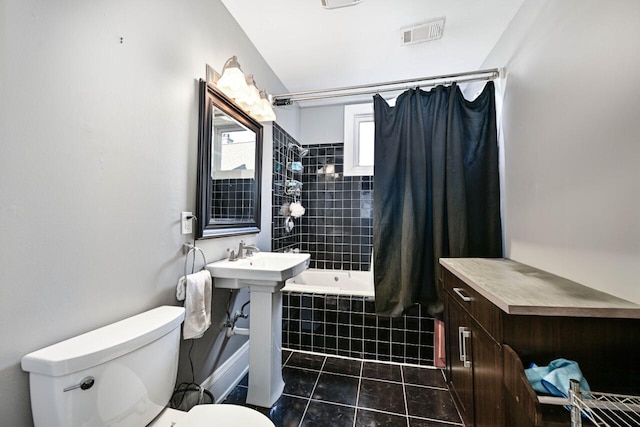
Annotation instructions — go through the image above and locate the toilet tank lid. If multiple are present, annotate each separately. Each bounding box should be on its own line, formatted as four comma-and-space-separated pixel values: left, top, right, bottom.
21, 306, 185, 377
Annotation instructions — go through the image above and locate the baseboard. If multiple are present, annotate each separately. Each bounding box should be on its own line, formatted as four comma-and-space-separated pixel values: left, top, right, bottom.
200, 341, 249, 403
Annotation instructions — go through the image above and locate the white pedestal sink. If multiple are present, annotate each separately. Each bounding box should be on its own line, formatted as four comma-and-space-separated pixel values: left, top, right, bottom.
207, 252, 310, 407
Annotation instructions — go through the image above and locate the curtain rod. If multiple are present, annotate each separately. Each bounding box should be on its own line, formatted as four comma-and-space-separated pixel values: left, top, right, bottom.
272, 68, 501, 106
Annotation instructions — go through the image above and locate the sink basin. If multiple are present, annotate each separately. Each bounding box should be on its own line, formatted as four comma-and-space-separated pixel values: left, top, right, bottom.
207, 252, 311, 289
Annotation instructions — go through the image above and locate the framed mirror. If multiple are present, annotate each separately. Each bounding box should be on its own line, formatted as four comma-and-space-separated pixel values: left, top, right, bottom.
196, 80, 263, 239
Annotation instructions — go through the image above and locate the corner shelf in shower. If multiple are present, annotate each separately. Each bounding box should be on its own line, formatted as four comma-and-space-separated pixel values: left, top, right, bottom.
285, 180, 303, 196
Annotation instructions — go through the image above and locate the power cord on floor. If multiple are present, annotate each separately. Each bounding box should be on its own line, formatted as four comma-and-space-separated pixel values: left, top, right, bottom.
170, 339, 214, 410
224, 290, 234, 328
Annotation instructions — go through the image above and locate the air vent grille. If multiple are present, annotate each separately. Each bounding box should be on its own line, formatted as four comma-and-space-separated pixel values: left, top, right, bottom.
401, 18, 446, 46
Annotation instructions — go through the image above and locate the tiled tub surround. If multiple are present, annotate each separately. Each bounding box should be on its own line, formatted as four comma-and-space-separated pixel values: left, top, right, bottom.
272, 123, 303, 252
223, 350, 462, 427
283, 293, 435, 366
272, 141, 436, 367
300, 143, 373, 272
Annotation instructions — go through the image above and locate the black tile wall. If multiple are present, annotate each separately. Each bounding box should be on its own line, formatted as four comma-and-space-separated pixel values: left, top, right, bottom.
272, 139, 435, 367
211, 178, 254, 221
272, 123, 302, 252
301, 143, 373, 271
283, 292, 434, 366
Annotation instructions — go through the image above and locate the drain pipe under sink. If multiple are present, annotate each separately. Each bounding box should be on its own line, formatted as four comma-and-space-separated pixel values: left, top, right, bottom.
226, 325, 250, 337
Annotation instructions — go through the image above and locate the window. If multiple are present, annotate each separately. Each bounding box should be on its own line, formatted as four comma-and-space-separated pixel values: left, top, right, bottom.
219, 130, 255, 171
344, 103, 374, 176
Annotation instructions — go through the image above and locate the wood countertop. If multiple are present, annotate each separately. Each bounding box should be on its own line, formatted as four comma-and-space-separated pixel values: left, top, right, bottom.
439, 258, 640, 318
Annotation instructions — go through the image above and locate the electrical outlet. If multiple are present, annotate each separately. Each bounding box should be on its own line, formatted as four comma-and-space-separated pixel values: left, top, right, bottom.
181, 212, 193, 234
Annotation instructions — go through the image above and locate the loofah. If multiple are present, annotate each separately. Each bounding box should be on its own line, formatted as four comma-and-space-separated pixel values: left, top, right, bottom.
279, 202, 291, 216
289, 202, 306, 218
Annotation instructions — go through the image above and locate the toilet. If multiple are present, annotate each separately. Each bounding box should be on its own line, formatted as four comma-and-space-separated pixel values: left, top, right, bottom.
21, 306, 274, 427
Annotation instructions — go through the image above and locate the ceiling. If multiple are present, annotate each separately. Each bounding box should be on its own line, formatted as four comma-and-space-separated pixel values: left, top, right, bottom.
221, 0, 524, 106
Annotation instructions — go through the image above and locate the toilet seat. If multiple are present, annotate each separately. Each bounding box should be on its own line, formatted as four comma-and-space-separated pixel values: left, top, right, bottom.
177, 404, 275, 427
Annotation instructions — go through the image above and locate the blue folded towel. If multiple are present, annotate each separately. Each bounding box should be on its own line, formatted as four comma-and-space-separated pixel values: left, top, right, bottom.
525, 358, 591, 398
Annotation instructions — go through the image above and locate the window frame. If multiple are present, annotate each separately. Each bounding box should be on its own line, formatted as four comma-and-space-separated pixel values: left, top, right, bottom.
343, 103, 374, 176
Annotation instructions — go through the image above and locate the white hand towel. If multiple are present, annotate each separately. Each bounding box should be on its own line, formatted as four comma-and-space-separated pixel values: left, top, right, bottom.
176, 270, 212, 340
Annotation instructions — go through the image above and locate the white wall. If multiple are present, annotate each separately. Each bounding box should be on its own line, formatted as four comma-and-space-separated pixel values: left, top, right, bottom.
482, 0, 640, 303
0, 1, 298, 425
300, 104, 344, 144
300, 1, 640, 306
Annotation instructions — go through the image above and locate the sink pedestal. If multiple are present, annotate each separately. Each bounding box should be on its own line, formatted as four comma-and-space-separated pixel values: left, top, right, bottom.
245, 282, 285, 408
206, 252, 311, 408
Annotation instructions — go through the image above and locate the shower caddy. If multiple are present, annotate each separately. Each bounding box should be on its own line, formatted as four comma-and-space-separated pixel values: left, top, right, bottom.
280, 142, 306, 234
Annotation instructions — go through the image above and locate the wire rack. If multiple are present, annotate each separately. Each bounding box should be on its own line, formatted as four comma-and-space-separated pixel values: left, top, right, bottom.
569, 380, 640, 427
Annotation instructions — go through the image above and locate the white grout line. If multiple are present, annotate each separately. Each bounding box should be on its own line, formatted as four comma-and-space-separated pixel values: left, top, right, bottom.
401, 365, 411, 427
282, 350, 294, 366
352, 360, 364, 427
358, 375, 403, 385
405, 383, 449, 391
297, 355, 327, 427
282, 347, 439, 370
284, 350, 456, 426
307, 397, 410, 421
408, 416, 464, 426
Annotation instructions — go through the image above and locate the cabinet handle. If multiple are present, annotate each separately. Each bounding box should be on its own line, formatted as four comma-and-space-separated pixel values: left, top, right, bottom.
453, 287, 471, 302
458, 326, 465, 362
458, 327, 472, 368
462, 330, 472, 368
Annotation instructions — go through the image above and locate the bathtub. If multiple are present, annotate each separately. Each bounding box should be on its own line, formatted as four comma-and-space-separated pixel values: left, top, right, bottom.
283, 268, 375, 297
280, 268, 436, 366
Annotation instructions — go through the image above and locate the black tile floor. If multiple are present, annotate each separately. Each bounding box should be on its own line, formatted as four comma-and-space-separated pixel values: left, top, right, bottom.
222, 350, 463, 427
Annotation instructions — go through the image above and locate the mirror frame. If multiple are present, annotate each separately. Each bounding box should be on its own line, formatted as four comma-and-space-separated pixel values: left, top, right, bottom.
196, 79, 263, 239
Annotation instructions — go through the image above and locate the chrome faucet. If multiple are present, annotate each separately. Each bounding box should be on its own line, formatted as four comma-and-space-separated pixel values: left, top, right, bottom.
237, 240, 245, 259
243, 243, 260, 257
237, 240, 260, 259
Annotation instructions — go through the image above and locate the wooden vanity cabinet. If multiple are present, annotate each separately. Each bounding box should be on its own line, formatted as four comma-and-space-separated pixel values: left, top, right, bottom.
445, 295, 474, 426
444, 274, 503, 427
441, 258, 640, 427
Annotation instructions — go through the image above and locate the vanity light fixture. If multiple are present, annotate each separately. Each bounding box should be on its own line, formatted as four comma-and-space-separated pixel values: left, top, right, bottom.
251, 91, 277, 122
212, 57, 277, 122
215, 56, 250, 100
236, 75, 261, 110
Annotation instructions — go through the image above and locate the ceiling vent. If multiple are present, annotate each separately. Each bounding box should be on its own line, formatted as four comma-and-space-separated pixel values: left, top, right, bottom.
400, 18, 446, 46
321, 0, 364, 10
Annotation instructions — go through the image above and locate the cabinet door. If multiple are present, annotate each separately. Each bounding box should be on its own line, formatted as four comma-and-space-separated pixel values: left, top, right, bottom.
445, 295, 474, 427
471, 324, 503, 427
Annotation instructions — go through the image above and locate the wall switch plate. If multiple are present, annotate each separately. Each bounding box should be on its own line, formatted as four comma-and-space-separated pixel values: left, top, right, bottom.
181, 212, 193, 234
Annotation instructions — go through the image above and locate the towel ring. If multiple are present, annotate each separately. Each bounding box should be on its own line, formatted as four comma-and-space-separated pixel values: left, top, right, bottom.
183, 243, 207, 279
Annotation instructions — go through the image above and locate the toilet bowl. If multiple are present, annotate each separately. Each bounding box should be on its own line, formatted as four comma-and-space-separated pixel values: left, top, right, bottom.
150, 405, 273, 427
21, 306, 273, 427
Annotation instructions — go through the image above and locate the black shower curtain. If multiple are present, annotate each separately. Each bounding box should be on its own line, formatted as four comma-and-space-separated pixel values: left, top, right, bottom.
373, 82, 502, 317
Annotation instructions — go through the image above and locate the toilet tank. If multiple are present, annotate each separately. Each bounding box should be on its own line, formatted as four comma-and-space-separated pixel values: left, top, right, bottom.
21, 306, 185, 427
